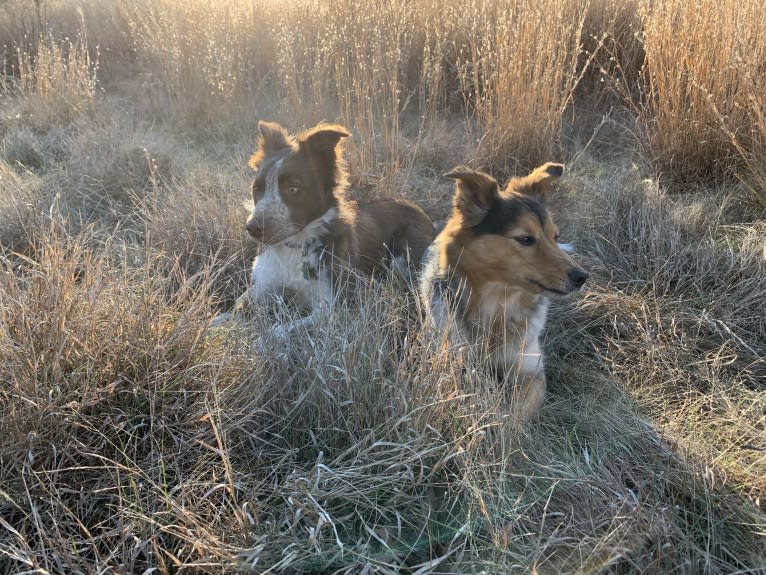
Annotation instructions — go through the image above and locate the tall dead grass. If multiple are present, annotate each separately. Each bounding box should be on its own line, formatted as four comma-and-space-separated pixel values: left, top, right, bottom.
113, 0, 607, 176
0, 159, 47, 255
638, 0, 766, 190
4, 0, 764, 188
0, 231, 241, 572
2, 28, 98, 129
457, 0, 589, 171
1, 0, 765, 573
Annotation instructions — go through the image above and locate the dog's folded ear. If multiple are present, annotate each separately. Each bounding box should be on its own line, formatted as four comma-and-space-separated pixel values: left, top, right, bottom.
298, 123, 351, 153
513, 162, 564, 201
445, 166, 498, 226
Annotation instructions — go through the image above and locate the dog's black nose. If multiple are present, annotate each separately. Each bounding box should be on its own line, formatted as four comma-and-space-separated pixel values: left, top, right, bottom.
246, 219, 264, 241
568, 268, 588, 288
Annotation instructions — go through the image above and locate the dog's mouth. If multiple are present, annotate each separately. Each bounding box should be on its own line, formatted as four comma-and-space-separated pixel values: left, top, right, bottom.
251, 226, 301, 245
260, 234, 290, 245
528, 279, 574, 296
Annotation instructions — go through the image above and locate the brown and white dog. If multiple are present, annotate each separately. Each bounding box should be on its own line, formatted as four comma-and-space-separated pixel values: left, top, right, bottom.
419, 163, 588, 420
214, 120, 434, 339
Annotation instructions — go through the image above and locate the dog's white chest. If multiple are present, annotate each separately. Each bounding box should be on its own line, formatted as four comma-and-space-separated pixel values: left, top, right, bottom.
474, 283, 549, 375
511, 299, 548, 375
252, 244, 331, 309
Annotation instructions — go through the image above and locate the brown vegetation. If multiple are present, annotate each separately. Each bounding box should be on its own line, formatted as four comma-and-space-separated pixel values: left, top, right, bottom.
1, 0, 764, 573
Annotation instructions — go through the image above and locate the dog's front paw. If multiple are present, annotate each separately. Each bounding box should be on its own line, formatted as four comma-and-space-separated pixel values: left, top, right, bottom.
253, 322, 292, 353
270, 322, 292, 340
209, 312, 235, 328
232, 290, 258, 316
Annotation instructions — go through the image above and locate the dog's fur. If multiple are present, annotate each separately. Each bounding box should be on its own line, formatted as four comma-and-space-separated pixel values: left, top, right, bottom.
420, 162, 588, 420
215, 120, 434, 336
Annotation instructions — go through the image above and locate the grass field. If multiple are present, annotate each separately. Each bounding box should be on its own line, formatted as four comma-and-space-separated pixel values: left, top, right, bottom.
1, 0, 764, 573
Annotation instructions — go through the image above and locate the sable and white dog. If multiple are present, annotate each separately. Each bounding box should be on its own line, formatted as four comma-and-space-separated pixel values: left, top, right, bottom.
213, 121, 434, 338
420, 163, 588, 419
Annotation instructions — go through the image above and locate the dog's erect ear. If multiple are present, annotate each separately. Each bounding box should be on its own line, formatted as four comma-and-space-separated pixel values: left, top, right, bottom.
297, 123, 351, 154
513, 162, 564, 201
445, 166, 498, 226
249, 121, 292, 169
258, 121, 292, 151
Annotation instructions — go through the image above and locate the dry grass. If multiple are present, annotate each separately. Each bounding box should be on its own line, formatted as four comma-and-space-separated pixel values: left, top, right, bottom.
458, 0, 588, 171
2, 31, 98, 129
1, 0, 765, 573
638, 0, 766, 190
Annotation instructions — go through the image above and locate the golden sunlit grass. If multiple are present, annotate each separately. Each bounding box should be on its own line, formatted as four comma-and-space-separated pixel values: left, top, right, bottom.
1, 0, 764, 573
639, 0, 766, 187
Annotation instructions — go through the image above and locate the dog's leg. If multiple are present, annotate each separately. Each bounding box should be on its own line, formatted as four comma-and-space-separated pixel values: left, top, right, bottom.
272, 303, 328, 338
513, 373, 546, 422
209, 287, 257, 327
254, 270, 334, 351
233, 288, 258, 315
209, 312, 234, 328
254, 301, 331, 352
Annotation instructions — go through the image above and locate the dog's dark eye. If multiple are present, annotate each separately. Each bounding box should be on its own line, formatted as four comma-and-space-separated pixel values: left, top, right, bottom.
554, 233, 561, 242
252, 181, 265, 197
285, 186, 301, 196
515, 235, 536, 246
